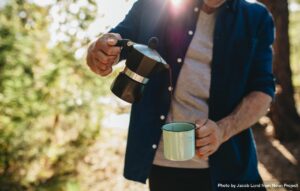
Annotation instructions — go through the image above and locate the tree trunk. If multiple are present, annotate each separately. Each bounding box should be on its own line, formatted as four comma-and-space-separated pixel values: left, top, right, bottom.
258, 0, 300, 140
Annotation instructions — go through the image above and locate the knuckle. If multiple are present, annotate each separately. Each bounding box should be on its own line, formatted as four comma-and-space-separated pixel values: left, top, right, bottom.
101, 57, 109, 63
90, 51, 98, 60
92, 58, 100, 66
109, 48, 120, 56
213, 133, 218, 141
91, 67, 100, 74
102, 68, 112, 76
86, 58, 92, 67
97, 36, 105, 44
197, 128, 204, 134
198, 139, 204, 145
197, 151, 202, 156
200, 147, 206, 153
87, 58, 97, 69
114, 33, 122, 39
107, 49, 115, 55
99, 64, 107, 70
210, 135, 216, 143
107, 57, 115, 63
110, 32, 121, 39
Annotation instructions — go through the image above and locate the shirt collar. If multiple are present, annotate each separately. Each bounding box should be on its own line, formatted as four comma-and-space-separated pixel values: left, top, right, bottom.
195, 0, 238, 12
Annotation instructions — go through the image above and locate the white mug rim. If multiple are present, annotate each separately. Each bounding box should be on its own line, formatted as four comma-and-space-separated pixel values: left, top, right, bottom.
162, 122, 195, 132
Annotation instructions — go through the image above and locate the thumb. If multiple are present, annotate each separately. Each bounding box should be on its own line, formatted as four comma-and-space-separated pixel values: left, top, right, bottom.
107, 38, 117, 46
195, 118, 209, 129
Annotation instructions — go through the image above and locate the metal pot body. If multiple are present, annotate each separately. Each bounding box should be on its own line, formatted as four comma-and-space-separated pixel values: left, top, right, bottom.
110, 38, 169, 103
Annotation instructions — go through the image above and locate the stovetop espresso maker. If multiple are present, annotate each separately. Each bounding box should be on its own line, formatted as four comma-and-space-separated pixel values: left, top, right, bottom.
111, 37, 169, 103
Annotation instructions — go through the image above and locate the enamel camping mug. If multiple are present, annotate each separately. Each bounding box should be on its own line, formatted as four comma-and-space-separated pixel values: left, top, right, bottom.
162, 122, 196, 161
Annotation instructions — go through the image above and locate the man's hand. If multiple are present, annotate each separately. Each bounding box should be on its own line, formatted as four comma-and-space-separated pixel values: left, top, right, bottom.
194, 91, 272, 160
195, 119, 225, 160
86, 33, 122, 76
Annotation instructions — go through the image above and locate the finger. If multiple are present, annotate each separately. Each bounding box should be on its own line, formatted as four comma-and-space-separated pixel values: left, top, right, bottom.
197, 149, 214, 159
88, 54, 111, 75
93, 50, 117, 64
106, 33, 122, 43
103, 45, 121, 56
93, 62, 112, 76
196, 145, 212, 157
87, 54, 101, 73
195, 118, 208, 128
196, 136, 211, 147
98, 67, 112, 76
87, 38, 115, 76
102, 37, 121, 55
196, 125, 212, 138
95, 35, 121, 56
203, 149, 214, 158
197, 145, 211, 154
94, 59, 108, 71
107, 38, 117, 46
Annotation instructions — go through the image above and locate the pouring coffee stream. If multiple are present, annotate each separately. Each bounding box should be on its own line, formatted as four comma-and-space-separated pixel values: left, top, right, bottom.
110, 37, 171, 104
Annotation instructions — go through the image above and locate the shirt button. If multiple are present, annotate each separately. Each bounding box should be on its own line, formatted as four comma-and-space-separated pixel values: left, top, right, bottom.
194, 7, 199, 12
188, 30, 193, 35
177, 58, 182, 63
160, 115, 165, 120
152, 144, 157, 149
168, 86, 173, 92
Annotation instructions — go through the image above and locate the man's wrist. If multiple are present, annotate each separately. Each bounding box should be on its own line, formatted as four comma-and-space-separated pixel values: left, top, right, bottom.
217, 115, 235, 143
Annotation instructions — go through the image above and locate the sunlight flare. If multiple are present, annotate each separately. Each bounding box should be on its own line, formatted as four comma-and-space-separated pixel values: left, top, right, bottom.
271, 140, 298, 166
171, 0, 183, 7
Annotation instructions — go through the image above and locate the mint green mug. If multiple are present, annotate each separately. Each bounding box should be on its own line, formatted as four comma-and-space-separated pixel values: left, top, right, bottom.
162, 122, 196, 161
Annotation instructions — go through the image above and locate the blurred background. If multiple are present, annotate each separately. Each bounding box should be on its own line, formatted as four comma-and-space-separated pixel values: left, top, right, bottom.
0, 0, 299, 190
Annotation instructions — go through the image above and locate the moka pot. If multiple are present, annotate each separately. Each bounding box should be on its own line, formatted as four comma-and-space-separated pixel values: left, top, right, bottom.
111, 37, 169, 103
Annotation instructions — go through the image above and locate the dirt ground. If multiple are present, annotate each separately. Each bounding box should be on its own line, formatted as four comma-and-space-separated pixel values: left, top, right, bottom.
77, 123, 300, 191
253, 124, 300, 191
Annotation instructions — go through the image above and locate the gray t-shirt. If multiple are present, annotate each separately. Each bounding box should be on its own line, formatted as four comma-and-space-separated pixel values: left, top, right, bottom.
153, 11, 216, 168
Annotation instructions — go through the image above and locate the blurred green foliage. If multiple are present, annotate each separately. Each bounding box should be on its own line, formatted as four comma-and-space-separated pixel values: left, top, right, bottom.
0, 0, 115, 190
0, 0, 299, 190
290, 10, 300, 88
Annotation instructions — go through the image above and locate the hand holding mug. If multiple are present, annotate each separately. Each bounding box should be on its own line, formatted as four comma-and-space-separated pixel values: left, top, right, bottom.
86, 33, 122, 76
195, 119, 225, 160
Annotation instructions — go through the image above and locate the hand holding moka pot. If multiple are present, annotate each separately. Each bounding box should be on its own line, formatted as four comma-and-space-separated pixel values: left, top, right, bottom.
111, 37, 169, 103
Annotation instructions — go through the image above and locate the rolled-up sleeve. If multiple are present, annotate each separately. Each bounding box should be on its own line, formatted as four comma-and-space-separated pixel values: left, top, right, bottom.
247, 9, 276, 99
109, 0, 144, 41
108, 0, 145, 61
